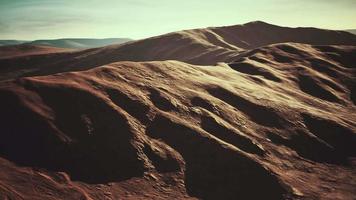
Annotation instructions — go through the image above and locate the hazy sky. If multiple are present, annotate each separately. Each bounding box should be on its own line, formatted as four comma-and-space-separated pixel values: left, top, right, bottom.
0, 0, 355, 40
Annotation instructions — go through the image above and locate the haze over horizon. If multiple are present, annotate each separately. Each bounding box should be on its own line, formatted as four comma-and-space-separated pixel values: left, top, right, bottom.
1, 0, 356, 40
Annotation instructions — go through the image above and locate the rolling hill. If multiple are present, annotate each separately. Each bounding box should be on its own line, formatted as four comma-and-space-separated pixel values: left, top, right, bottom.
0, 44, 72, 59
1, 21, 356, 81
0, 21, 356, 200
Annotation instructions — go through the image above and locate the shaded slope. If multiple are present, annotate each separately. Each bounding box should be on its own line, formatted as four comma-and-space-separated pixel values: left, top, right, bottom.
1, 21, 356, 81
0, 43, 355, 199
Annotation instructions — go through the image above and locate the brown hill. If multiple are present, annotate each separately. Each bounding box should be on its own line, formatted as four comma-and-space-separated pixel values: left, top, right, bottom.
0, 44, 72, 59
212, 21, 356, 48
1, 21, 356, 81
0, 43, 355, 199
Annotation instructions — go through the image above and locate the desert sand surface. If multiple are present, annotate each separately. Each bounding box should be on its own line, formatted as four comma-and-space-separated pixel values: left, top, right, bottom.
0, 44, 72, 59
1, 21, 356, 81
0, 22, 356, 200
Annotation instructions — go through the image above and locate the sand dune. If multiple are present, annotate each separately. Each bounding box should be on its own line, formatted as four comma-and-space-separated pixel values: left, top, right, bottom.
1, 22, 356, 199
0, 39, 355, 199
0, 44, 72, 59
1, 21, 356, 81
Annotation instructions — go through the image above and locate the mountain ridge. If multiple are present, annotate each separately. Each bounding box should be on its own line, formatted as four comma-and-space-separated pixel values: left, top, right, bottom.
0, 44, 73, 59
0, 38, 132, 49
1, 21, 356, 81
0, 21, 355, 199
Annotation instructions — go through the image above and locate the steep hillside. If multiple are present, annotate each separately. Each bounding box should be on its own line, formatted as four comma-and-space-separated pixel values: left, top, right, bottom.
0, 43, 355, 199
1, 22, 356, 81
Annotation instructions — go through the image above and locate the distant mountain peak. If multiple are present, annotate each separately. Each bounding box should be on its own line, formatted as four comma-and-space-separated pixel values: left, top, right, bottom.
243, 20, 277, 27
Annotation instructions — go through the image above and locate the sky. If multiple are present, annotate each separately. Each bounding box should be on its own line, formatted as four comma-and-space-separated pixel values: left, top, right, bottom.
0, 0, 356, 40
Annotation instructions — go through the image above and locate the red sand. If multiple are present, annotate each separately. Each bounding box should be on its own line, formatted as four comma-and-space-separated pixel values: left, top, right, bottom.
0, 22, 355, 200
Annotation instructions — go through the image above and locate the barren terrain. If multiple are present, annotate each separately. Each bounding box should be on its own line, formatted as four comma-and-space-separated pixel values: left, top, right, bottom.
0, 22, 355, 200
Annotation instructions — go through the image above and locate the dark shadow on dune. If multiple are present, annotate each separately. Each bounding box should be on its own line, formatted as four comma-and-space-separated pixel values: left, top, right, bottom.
190, 96, 217, 112
106, 88, 151, 124
270, 51, 291, 63
248, 76, 265, 84
0, 89, 61, 166
276, 44, 305, 56
200, 115, 264, 155
350, 85, 356, 105
207, 87, 284, 127
314, 45, 339, 53
229, 62, 282, 82
148, 88, 177, 112
0, 83, 146, 183
314, 46, 356, 68
307, 58, 341, 79
318, 77, 345, 93
143, 142, 182, 173
302, 114, 356, 159
298, 75, 341, 103
249, 55, 272, 64
267, 131, 348, 165
146, 114, 288, 200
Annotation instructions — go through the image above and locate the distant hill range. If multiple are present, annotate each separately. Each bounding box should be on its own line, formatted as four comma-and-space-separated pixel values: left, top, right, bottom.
0, 40, 29, 46
0, 44, 72, 59
1, 21, 356, 80
0, 38, 132, 49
